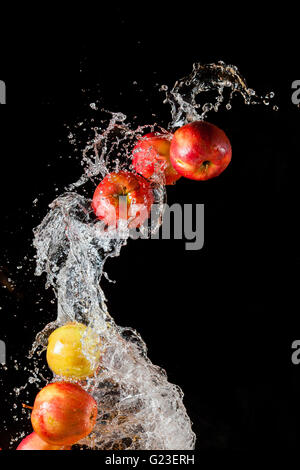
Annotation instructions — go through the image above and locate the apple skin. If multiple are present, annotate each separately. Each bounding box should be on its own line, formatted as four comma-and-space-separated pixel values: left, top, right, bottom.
132, 132, 181, 185
17, 432, 70, 450
31, 382, 98, 446
92, 170, 154, 228
170, 121, 232, 181
46, 322, 101, 380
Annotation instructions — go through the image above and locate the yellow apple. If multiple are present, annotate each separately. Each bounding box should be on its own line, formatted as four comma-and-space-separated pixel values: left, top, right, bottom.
46, 322, 101, 379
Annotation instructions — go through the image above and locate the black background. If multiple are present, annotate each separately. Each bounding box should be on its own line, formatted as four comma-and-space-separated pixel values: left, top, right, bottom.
0, 4, 299, 454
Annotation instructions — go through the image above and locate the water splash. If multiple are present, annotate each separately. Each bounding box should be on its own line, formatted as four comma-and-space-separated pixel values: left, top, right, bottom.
29, 106, 193, 448
161, 61, 277, 128
68, 112, 168, 191
12, 62, 278, 450
31, 181, 194, 450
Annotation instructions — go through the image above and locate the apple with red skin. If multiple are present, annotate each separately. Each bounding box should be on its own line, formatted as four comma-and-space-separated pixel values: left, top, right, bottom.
170, 121, 232, 181
31, 382, 97, 446
92, 170, 154, 228
132, 132, 181, 185
17, 432, 71, 450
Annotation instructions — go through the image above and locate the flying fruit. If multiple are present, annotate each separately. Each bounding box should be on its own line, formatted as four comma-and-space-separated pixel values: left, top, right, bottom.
31, 382, 98, 446
170, 121, 232, 180
17, 432, 71, 450
46, 322, 101, 380
132, 132, 181, 185
92, 170, 154, 228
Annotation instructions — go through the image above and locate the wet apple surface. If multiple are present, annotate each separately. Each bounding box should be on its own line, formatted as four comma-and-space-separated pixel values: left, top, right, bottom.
31, 382, 98, 446
92, 170, 154, 228
46, 322, 101, 380
17, 432, 70, 450
132, 132, 181, 185
170, 121, 232, 181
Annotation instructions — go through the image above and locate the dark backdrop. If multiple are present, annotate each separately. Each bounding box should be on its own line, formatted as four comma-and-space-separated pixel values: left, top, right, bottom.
0, 5, 299, 453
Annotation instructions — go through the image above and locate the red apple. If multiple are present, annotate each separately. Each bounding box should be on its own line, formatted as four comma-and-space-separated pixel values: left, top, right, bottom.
132, 132, 181, 185
92, 170, 154, 228
170, 121, 232, 180
17, 432, 70, 450
31, 382, 97, 446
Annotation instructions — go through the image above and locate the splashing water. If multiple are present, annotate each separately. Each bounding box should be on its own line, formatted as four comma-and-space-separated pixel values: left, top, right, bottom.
18, 62, 276, 450
32, 193, 192, 450
161, 61, 277, 128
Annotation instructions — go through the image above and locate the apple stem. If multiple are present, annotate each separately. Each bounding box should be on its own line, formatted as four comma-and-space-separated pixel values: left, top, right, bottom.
22, 403, 33, 410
